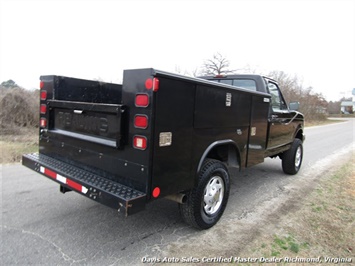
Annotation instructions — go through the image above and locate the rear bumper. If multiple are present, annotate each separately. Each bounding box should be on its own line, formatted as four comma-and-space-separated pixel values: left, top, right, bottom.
22, 153, 146, 216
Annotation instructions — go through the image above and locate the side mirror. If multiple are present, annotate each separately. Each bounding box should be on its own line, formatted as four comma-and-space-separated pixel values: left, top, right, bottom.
289, 102, 300, 111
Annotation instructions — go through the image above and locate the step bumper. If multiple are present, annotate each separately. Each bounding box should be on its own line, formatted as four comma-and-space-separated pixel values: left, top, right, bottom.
22, 153, 146, 216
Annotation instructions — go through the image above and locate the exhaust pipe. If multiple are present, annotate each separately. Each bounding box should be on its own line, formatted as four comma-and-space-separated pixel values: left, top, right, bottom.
165, 193, 187, 204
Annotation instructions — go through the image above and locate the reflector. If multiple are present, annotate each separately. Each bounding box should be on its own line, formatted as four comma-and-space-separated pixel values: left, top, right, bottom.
152, 77, 159, 92
40, 81, 44, 89
152, 187, 160, 198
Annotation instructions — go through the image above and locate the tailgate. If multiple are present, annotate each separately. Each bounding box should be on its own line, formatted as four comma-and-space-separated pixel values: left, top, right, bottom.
48, 99, 125, 148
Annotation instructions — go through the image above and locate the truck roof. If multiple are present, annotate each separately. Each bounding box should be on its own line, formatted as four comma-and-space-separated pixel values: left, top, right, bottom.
199, 73, 277, 82
142, 69, 271, 97
197, 73, 275, 94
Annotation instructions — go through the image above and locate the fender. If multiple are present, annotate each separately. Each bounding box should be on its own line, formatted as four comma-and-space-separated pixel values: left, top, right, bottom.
294, 126, 305, 142
196, 139, 241, 173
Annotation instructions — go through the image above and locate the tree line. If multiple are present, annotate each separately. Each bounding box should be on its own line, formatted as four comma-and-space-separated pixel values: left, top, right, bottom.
197, 53, 343, 120
0, 54, 347, 135
0, 80, 39, 134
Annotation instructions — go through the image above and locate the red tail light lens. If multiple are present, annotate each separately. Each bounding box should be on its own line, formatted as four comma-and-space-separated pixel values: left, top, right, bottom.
135, 94, 149, 107
40, 118, 47, 128
40, 81, 44, 89
133, 136, 147, 150
152, 77, 159, 92
134, 115, 148, 129
145, 78, 153, 90
152, 187, 160, 198
145, 77, 159, 92
40, 90, 47, 100
40, 104, 47, 114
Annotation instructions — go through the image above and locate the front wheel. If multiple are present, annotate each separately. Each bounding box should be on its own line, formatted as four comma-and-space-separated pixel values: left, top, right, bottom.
282, 139, 303, 175
179, 159, 230, 229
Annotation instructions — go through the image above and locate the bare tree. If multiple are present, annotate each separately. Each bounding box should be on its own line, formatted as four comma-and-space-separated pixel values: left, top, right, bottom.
201, 53, 235, 75
0, 79, 18, 88
267, 70, 303, 103
267, 70, 328, 121
174, 65, 200, 77
0, 84, 39, 133
327, 100, 341, 114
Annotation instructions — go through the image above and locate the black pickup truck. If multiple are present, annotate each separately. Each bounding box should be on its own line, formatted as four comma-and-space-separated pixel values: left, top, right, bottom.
22, 68, 305, 229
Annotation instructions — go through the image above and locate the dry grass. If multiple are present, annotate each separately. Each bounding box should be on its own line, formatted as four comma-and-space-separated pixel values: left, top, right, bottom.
0, 128, 38, 163
306, 118, 346, 127
241, 157, 355, 265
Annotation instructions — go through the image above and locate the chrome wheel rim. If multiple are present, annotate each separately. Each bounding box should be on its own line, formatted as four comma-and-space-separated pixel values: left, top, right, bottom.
295, 146, 302, 168
203, 176, 224, 215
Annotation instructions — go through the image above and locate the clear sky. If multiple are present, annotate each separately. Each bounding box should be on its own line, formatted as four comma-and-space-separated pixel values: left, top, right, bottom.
1, 0, 354, 101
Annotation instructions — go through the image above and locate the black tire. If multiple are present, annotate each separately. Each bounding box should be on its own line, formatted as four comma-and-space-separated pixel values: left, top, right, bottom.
282, 139, 303, 175
179, 159, 230, 229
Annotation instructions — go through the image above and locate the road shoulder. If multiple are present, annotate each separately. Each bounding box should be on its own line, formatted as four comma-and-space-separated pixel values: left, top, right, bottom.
160, 146, 354, 265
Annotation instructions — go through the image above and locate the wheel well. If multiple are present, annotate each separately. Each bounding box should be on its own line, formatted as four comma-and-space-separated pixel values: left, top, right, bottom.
295, 129, 304, 141
198, 142, 240, 172
277, 129, 304, 160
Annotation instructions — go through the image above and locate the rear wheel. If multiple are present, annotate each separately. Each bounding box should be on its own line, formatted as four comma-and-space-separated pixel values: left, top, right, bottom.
282, 139, 303, 175
179, 159, 230, 229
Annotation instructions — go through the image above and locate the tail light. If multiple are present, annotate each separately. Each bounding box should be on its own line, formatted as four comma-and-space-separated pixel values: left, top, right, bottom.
134, 115, 148, 129
133, 77, 158, 151
135, 94, 149, 107
40, 104, 47, 114
40, 118, 47, 128
40, 90, 47, 100
133, 136, 147, 150
145, 77, 160, 92
145, 78, 153, 90
40, 80, 48, 128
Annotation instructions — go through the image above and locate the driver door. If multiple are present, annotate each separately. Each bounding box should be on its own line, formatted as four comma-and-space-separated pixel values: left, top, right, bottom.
267, 82, 294, 149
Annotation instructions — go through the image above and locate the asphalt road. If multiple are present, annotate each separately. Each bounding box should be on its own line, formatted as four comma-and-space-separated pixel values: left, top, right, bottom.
1, 118, 354, 265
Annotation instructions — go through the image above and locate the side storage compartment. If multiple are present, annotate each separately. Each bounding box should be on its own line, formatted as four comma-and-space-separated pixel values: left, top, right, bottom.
246, 95, 270, 167
193, 84, 252, 169
150, 75, 196, 198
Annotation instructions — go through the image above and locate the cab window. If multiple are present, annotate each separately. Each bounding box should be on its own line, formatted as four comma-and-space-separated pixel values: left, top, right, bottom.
232, 79, 257, 91
211, 79, 257, 91
219, 79, 233, 85
268, 83, 287, 111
